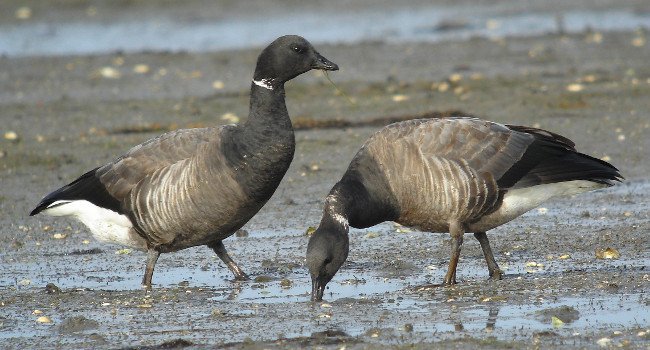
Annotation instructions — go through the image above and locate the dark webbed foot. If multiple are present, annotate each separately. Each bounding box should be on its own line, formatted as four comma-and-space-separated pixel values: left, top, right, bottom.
488, 269, 504, 281
231, 268, 249, 281
473, 232, 503, 281
209, 240, 249, 281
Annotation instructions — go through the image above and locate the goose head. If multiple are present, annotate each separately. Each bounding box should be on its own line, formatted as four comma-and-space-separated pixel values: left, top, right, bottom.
253, 35, 338, 89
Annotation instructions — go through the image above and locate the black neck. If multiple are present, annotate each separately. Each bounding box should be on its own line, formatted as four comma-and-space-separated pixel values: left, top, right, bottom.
244, 83, 292, 134
218, 82, 296, 202
326, 179, 399, 229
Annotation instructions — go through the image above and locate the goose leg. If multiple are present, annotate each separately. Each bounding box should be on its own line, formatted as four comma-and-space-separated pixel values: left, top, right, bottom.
209, 241, 249, 281
444, 221, 465, 285
473, 231, 503, 280
142, 248, 160, 289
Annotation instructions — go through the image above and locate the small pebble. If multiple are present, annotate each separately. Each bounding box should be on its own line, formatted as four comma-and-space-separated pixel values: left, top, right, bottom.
596, 337, 612, 347
632, 37, 645, 47
537, 207, 548, 214
449, 73, 463, 82
18, 279, 31, 286
4, 131, 19, 141
486, 19, 501, 30
33, 310, 43, 315
15, 7, 32, 20
391, 94, 409, 102
253, 275, 273, 283
133, 64, 150, 74
566, 83, 584, 92
582, 74, 597, 83
470, 73, 484, 80
221, 112, 240, 123
551, 316, 565, 328
212, 80, 225, 89
595, 247, 620, 259
279, 278, 292, 288
586, 32, 603, 43
45, 283, 61, 294
36, 316, 53, 324
52, 233, 67, 239
98, 67, 121, 79
211, 309, 224, 317
86, 6, 97, 16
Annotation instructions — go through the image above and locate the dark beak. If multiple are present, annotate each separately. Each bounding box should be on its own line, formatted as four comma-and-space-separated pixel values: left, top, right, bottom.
312, 52, 339, 71
311, 277, 326, 302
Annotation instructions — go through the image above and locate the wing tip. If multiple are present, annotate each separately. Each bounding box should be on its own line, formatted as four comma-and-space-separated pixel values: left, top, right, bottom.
29, 202, 47, 216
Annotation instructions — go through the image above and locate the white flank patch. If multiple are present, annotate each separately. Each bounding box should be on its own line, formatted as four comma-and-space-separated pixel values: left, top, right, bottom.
471, 180, 605, 231
43, 200, 140, 247
253, 79, 273, 90
501, 180, 603, 214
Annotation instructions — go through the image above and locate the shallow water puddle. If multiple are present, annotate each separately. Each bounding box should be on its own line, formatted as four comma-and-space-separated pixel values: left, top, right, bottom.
3, 8, 650, 56
210, 270, 405, 304
368, 293, 648, 336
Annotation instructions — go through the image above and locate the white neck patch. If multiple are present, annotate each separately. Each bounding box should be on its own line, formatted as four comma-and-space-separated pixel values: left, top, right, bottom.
332, 213, 349, 229
253, 79, 274, 90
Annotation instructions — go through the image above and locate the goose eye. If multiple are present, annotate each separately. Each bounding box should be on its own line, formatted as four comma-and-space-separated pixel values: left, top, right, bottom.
292, 46, 303, 53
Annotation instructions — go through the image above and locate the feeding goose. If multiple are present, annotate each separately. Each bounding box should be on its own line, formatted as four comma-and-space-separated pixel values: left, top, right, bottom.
30, 35, 338, 288
306, 115, 622, 301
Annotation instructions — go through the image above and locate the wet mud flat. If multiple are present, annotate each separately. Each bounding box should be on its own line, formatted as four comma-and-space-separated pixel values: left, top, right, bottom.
1, 22, 650, 350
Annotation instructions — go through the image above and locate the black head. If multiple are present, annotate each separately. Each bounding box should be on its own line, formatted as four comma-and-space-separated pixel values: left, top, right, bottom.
253, 35, 338, 87
306, 215, 350, 302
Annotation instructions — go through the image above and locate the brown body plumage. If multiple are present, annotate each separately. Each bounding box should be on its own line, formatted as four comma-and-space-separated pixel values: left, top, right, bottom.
307, 115, 622, 301
30, 35, 339, 288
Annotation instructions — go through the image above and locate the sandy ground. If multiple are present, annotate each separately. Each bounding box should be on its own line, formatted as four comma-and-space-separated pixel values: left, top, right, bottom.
1, 2, 650, 349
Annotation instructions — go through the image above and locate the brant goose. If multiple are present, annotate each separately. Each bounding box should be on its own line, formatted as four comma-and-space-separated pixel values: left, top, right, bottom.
307, 115, 622, 301
30, 35, 338, 288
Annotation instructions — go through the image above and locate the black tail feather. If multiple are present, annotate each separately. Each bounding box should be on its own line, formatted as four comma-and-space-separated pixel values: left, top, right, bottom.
29, 167, 122, 216
512, 151, 622, 189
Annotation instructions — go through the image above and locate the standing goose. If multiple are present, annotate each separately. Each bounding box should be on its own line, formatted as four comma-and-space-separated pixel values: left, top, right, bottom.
307, 115, 622, 301
30, 35, 338, 288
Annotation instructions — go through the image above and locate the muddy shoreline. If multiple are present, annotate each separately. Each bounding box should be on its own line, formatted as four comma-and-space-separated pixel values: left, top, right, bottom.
1, 4, 649, 349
